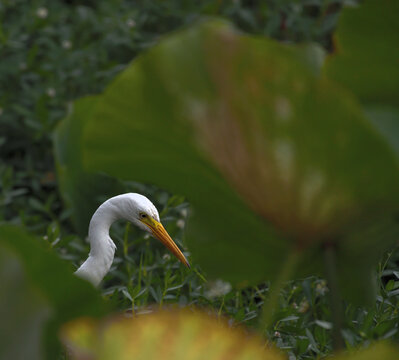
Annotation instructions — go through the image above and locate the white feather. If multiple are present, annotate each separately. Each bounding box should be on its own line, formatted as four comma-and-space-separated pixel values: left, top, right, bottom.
75, 193, 159, 286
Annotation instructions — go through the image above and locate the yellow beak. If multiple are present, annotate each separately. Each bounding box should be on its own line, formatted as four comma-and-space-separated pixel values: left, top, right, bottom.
140, 217, 190, 268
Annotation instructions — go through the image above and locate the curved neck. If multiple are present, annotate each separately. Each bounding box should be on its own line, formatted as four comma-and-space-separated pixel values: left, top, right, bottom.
75, 200, 119, 286
88, 203, 117, 255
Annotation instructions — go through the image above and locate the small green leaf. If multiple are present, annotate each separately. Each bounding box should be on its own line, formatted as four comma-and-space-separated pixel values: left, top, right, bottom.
315, 320, 332, 330
385, 280, 395, 292
305, 328, 320, 354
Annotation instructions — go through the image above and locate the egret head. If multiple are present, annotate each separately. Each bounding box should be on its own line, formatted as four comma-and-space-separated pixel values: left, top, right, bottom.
109, 193, 190, 268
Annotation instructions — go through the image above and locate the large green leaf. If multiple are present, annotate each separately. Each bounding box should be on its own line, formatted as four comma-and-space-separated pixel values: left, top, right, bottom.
62, 21, 399, 303
0, 225, 109, 359
324, 0, 399, 106
54, 97, 125, 236
62, 72, 289, 287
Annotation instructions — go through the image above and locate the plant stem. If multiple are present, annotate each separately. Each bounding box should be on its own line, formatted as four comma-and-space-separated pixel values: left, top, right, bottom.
193, 267, 207, 283
258, 250, 300, 335
123, 223, 133, 289
324, 242, 345, 351
131, 297, 135, 317
218, 296, 225, 318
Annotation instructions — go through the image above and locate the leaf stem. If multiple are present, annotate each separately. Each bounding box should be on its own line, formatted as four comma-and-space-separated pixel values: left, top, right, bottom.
193, 267, 207, 283
123, 223, 133, 289
258, 250, 300, 335
324, 242, 345, 351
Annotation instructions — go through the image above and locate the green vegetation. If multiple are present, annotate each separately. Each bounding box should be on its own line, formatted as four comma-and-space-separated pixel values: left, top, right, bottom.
1, 1, 399, 360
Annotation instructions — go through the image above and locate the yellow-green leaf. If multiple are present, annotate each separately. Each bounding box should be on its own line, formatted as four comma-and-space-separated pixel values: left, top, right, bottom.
61, 309, 285, 360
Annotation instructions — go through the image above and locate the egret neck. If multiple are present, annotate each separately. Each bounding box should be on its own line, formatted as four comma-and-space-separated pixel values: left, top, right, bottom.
74, 193, 189, 286
75, 200, 118, 286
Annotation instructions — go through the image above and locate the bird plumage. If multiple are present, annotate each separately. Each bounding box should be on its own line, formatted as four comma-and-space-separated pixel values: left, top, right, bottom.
75, 193, 188, 286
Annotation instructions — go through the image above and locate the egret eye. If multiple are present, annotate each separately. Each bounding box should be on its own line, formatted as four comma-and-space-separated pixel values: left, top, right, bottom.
140, 213, 147, 219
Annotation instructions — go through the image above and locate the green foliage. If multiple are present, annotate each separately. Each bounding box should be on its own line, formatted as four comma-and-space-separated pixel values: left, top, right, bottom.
0, 225, 108, 359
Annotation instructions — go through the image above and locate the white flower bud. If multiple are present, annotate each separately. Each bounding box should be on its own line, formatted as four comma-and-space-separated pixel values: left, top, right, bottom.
46, 88, 56, 97
176, 219, 185, 229
62, 40, 72, 49
126, 19, 136, 28
204, 279, 232, 299
36, 7, 48, 19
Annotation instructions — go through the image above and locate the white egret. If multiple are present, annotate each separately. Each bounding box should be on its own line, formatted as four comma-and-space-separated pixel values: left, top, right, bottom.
75, 193, 190, 286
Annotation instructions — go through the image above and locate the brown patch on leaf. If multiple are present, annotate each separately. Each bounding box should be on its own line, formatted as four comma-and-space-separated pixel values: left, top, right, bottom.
184, 28, 355, 247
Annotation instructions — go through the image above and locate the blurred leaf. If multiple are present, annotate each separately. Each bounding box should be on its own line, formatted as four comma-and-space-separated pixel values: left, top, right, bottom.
54, 97, 125, 236
364, 106, 399, 159
305, 328, 320, 354
62, 20, 399, 304
61, 309, 285, 360
315, 320, 332, 330
333, 342, 399, 360
0, 245, 50, 360
324, 0, 399, 106
294, 42, 326, 76
337, 215, 399, 304
0, 225, 109, 359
